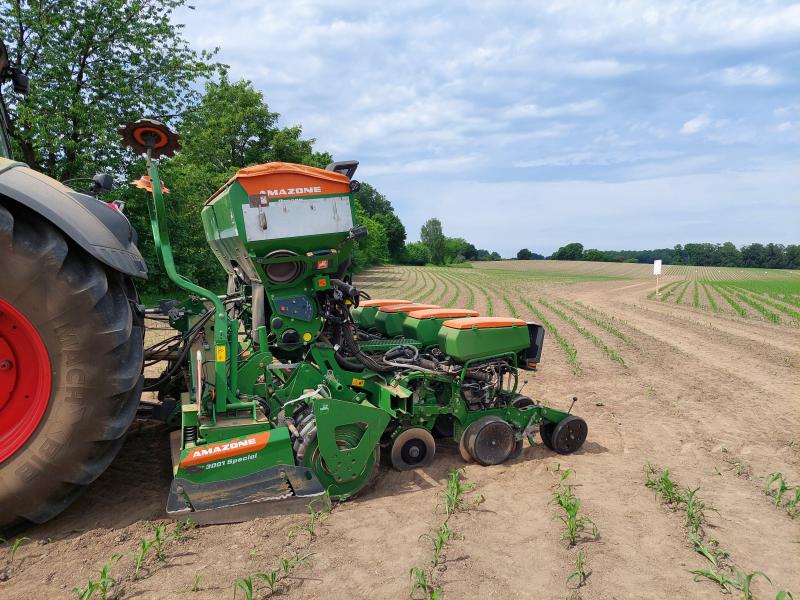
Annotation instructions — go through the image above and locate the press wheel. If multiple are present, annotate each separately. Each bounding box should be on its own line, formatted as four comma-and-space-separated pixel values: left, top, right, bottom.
550, 416, 588, 455
390, 428, 436, 471
466, 416, 516, 466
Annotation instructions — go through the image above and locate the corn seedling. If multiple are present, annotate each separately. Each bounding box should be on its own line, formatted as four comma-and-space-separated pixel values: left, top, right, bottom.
151, 523, 167, 561
172, 518, 197, 541
734, 569, 771, 600
681, 487, 709, 535
97, 554, 121, 600
539, 298, 625, 365
74, 579, 100, 600
776, 592, 795, 600
764, 472, 791, 507
691, 568, 737, 591
701, 283, 719, 312
692, 282, 700, 307
551, 481, 597, 546
675, 281, 690, 305
521, 299, 581, 374
713, 285, 748, 318
420, 523, 452, 566
443, 468, 474, 517
255, 570, 279, 594
7, 536, 28, 561
566, 550, 588, 589
644, 464, 681, 506
233, 575, 255, 600
132, 537, 152, 578
410, 566, 442, 600
787, 488, 800, 517
561, 301, 632, 345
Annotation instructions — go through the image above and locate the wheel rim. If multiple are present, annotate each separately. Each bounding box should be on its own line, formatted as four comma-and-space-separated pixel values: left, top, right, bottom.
0, 298, 52, 463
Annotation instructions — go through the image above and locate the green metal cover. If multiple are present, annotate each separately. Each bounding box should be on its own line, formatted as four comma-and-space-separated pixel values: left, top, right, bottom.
438, 323, 530, 361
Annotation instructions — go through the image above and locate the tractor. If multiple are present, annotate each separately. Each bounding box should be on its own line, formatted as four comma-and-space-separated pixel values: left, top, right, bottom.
0, 44, 587, 529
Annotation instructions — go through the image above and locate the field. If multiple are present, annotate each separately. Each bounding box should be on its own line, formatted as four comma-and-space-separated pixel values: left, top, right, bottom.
2, 260, 798, 600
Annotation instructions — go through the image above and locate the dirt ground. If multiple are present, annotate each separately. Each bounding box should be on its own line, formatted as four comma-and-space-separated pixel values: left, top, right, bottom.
2, 265, 798, 600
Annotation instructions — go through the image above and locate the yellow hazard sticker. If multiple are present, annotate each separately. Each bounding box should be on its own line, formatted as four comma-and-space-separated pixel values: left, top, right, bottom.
215, 345, 226, 362
351, 378, 366, 387
302, 332, 313, 342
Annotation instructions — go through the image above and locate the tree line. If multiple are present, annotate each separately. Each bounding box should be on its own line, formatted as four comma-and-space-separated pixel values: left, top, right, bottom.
516, 242, 800, 269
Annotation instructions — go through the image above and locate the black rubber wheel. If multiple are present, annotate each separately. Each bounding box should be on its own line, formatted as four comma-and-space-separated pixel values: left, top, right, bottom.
0, 202, 144, 531
550, 416, 588, 455
390, 428, 435, 471
431, 415, 454, 439
467, 417, 516, 466
540, 419, 557, 451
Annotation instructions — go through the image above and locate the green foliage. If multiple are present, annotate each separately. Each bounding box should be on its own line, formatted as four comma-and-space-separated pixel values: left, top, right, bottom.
73, 554, 120, 600
443, 468, 474, 517
550, 472, 598, 546
0, 0, 219, 181
551, 242, 584, 261
582, 248, 607, 262
521, 299, 580, 375
402, 242, 432, 265
352, 201, 390, 270
151, 523, 168, 561
6, 536, 28, 561
567, 550, 588, 588
410, 566, 442, 600
132, 537, 152, 578
353, 182, 406, 260
420, 218, 447, 265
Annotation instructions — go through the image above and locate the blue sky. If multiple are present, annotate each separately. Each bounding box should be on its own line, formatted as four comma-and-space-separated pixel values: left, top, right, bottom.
178, 1, 800, 256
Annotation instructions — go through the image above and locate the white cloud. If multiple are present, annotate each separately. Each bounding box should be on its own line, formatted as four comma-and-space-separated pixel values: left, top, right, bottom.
503, 100, 603, 120
718, 64, 782, 86
680, 115, 710, 134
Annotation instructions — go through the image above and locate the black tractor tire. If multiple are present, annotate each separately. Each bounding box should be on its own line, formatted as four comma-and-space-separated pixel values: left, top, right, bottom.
0, 202, 144, 531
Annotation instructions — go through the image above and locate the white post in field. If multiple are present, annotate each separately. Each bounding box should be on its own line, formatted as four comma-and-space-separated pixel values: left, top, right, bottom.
654, 259, 662, 296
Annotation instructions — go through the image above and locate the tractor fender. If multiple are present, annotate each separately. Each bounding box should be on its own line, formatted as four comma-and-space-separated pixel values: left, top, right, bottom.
0, 158, 147, 278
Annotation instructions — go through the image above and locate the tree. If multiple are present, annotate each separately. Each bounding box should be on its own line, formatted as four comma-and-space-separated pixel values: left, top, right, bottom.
517, 248, 533, 260
444, 237, 471, 264
716, 241, 741, 267
352, 202, 389, 269
552, 243, 584, 261
583, 249, 607, 261
420, 218, 446, 265
489, 251, 502, 261
374, 212, 406, 261
352, 182, 393, 217
1, 0, 219, 181
402, 242, 431, 265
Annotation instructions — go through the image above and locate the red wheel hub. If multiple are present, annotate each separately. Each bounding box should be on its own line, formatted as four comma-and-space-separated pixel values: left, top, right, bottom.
0, 298, 51, 463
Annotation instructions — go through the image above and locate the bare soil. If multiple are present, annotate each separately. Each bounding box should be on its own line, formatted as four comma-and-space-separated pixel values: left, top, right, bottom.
2, 266, 798, 600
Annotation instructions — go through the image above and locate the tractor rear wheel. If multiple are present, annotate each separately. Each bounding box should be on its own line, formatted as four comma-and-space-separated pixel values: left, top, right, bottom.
0, 202, 144, 531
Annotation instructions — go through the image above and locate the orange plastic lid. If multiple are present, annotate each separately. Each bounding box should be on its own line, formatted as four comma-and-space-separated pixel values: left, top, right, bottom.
441, 317, 527, 330
209, 162, 350, 202
360, 299, 412, 308
407, 308, 479, 320
379, 303, 441, 314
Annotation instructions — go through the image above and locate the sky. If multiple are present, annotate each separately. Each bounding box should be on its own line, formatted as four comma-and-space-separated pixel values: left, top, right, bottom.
176, 1, 800, 256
